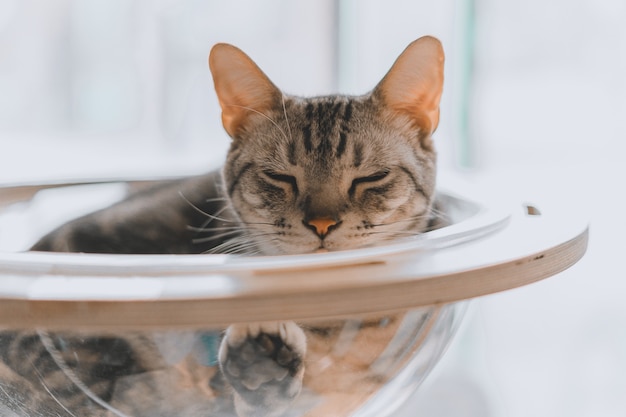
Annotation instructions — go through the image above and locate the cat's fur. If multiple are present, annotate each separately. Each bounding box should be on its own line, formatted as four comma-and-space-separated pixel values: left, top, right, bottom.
4, 36, 445, 416
31, 36, 443, 256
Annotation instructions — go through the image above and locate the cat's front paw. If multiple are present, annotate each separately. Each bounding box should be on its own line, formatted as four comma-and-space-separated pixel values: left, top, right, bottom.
219, 321, 306, 417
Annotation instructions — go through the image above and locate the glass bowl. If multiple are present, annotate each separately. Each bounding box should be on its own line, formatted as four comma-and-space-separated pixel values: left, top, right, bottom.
0, 178, 586, 417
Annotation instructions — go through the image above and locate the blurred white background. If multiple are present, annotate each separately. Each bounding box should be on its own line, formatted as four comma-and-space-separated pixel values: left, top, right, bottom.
1, 0, 624, 416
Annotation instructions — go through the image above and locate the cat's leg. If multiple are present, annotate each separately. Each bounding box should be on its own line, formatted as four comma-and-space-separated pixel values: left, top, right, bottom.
219, 321, 306, 417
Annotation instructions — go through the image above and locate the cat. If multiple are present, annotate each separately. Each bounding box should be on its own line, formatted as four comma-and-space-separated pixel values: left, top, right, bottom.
3, 36, 445, 417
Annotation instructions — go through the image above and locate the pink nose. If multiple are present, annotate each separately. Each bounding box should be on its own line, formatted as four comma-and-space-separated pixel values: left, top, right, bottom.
307, 218, 337, 238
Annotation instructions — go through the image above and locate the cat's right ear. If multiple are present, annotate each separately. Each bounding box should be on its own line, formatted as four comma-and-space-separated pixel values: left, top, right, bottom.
209, 44, 281, 138
374, 36, 445, 138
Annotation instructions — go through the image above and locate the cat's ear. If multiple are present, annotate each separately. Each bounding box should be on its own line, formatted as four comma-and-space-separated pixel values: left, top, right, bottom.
209, 43, 281, 138
374, 36, 445, 137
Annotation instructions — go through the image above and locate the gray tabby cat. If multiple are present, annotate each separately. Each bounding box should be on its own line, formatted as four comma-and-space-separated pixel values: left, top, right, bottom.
7, 36, 444, 417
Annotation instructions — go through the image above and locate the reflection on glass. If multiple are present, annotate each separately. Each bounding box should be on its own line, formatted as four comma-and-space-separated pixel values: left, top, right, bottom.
0, 305, 464, 417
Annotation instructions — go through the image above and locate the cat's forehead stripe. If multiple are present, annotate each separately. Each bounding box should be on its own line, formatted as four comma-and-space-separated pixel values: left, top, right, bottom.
303, 102, 314, 152
336, 100, 352, 159
337, 131, 348, 159
299, 98, 356, 161
316, 100, 343, 142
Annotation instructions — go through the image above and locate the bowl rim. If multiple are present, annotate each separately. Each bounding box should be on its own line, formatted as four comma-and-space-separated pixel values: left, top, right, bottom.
0, 176, 588, 329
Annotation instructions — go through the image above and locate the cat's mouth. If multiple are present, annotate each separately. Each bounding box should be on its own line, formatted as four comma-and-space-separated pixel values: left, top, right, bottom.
314, 248, 329, 254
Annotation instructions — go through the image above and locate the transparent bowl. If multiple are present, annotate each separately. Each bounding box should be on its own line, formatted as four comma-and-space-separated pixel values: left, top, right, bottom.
0, 178, 586, 417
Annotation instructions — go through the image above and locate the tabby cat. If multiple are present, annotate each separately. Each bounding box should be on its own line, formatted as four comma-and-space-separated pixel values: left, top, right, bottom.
2, 36, 445, 417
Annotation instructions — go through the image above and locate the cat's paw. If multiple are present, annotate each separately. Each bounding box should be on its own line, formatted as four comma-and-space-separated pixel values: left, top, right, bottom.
219, 321, 306, 417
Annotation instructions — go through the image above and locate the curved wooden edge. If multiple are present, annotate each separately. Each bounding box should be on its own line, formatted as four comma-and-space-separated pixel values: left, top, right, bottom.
0, 178, 182, 208
0, 227, 588, 330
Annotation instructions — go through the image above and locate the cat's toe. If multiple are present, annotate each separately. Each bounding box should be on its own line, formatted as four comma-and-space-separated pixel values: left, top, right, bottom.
219, 322, 306, 416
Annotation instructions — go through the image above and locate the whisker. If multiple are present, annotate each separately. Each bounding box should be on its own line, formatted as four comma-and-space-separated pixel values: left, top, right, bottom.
192, 229, 243, 244
179, 192, 233, 223
204, 235, 253, 253
206, 240, 258, 255
205, 232, 282, 255
224, 104, 289, 142
370, 205, 448, 230
367, 213, 445, 237
370, 215, 429, 228
197, 205, 231, 230
187, 225, 244, 233
367, 230, 423, 237
281, 94, 293, 141
427, 205, 450, 220
198, 220, 275, 234
239, 220, 279, 227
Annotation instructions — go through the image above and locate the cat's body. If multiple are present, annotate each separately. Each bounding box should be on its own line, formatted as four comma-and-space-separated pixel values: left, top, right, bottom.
30, 171, 236, 254
2, 36, 445, 416
32, 94, 437, 257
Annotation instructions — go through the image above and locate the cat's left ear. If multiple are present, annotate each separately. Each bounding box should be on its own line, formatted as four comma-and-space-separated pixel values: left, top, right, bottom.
209, 43, 281, 138
374, 36, 445, 137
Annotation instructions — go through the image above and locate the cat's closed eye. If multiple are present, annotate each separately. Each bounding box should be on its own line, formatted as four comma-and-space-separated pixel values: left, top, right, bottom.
349, 171, 390, 197
262, 171, 299, 195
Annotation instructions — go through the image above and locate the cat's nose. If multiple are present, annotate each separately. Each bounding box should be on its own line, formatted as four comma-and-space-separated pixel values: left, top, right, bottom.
305, 218, 339, 238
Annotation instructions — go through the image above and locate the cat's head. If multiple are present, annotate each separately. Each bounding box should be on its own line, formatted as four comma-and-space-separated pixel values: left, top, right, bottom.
209, 37, 444, 255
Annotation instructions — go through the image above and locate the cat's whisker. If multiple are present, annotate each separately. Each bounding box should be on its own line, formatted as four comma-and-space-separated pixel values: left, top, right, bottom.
370, 210, 436, 228
201, 220, 275, 234
192, 229, 244, 244
427, 205, 450, 220
206, 239, 259, 255
196, 205, 232, 230
281, 94, 294, 141
372, 223, 441, 237
371, 219, 420, 228
179, 192, 229, 221
206, 231, 285, 255
367, 230, 424, 237
428, 212, 449, 223
187, 225, 244, 233
224, 104, 290, 142
239, 220, 278, 227
178, 192, 236, 225
204, 233, 258, 252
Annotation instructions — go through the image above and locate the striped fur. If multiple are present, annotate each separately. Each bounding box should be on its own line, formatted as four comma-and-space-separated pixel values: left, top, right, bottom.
221, 93, 438, 254
209, 37, 444, 255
